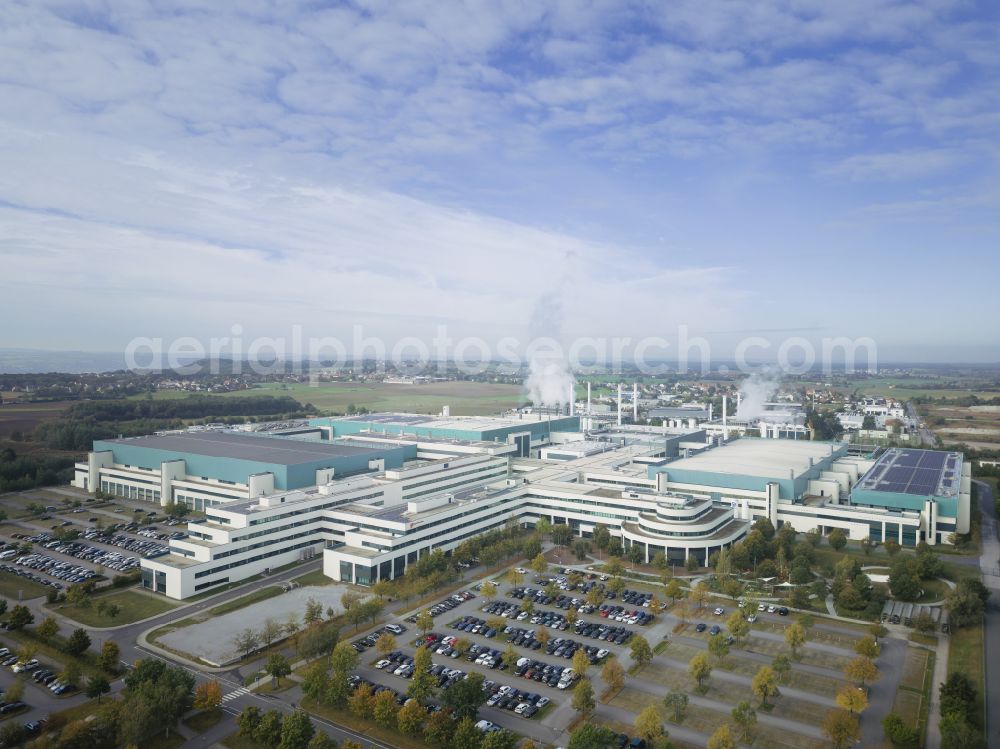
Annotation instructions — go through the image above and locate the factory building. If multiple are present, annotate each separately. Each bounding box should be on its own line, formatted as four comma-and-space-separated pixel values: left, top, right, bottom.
98, 413, 970, 599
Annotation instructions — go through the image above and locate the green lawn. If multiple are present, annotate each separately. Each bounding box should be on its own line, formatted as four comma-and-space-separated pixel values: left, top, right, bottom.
132, 381, 528, 416
208, 586, 282, 616
0, 571, 53, 600
293, 569, 334, 587
51, 588, 179, 627
948, 621, 985, 734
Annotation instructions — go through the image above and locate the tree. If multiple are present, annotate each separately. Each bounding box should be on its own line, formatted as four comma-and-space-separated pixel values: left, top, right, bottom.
481, 730, 518, 749
266, 653, 291, 687
66, 627, 92, 656
732, 700, 757, 742
376, 632, 396, 657
82, 673, 112, 703
784, 622, 806, 658
552, 523, 574, 547
348, 683, 374, 717
440, 671, 486, 720
4, 680, 23, 703
572, 647, 591, 677
6, 605, 33, 630
372, 689, 398, 727
689, 584, 708, 610
939, 672, 977, 722
36, 616, 59, 641
416, 609, 435, 636
688, 652, 712, 692
630, 635, 653, 668
634, 705, 666, 746
531, 553, 549, 574
844, 656, 879, 687
854, 634, 879, 658
194, 680, 223, 711
889, 559, 922, 601
572, 678, 596, 718
568, 724, 617, 749
424, 710, 455, 746
261, 618, 284, 648
946, 577, 991, 628
397, 697, 426, 736
751, 665, 779, 708
708, 633, 730, 664
451, 717, 482, 749
480, 581, 497, 602
409, 645, 437, 703
827, 528, 847, 551
238, 706, 262, 738
233, 627, 261, 659
882, 713, 919, 748
685, 554, 699, 571
940, 710, 984, 749
726, 611, 749, 647
280, 710, 315, 749
836, 685, 868, 714
255, 711, 284, 748
706, 724, 736, 749
602, 657, 625, 693
663, 688, 688, 723
328, 642, 359, 706
285, 612, 301, 637
307, 733, 339, 749
884, 539, 901, 556
99, 639, 121, 673
822, 709, 860, 749
665, 578, 683, 604
302, 661, 330, 702
771, 654, 791, 683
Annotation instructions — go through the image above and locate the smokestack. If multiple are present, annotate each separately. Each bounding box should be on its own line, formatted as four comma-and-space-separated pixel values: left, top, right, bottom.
709, 402, 713, 421
633, 383, 638, 422
723, 396, 729, 441
569, 383, 575, 417
587, 382, 592, 414
617, 383, 623, 427
737, 391, 742, 414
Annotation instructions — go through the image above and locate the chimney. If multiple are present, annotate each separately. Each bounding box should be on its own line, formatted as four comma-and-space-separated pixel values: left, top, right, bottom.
633, 383, 638, 422
587, 382, 592, 414
569, 383, 575, 417
617, 383, 623, 427
723, 396, 729, 441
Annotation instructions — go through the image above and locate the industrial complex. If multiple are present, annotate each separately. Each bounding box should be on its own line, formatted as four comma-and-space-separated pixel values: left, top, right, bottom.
73, 407, 971, 600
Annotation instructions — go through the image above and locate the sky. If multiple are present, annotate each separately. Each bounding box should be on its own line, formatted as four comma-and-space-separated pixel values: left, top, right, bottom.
1, 0, 999, 366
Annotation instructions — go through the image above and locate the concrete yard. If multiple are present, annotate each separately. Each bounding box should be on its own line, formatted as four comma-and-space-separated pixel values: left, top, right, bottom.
159, 583, 351, 665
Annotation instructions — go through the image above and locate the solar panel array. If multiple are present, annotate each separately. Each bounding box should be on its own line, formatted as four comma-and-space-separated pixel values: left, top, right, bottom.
859, 448, 960, 497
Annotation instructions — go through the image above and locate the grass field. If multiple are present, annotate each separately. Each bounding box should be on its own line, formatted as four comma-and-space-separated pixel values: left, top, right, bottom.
51, 588, 179, 627
948, 621, 985, 732
293, 569, 334, 587
0, 571, 53, 600
132, 380, 528, 416
0, 400, 73, 438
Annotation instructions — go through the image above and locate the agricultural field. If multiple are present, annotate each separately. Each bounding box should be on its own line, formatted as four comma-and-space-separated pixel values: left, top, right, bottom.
0, 398, 73, 438
924, 404, 1000, 451
133, 380, 528, 416
834, 375, 1000, 402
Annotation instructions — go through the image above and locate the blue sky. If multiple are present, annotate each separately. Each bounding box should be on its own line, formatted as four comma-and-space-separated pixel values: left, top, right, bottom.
1, 1, 999, 363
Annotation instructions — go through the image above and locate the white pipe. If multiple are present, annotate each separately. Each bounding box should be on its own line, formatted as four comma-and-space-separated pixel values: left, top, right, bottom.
617, 383, 623, 427
723, 396, 729, 441
709, 402, 713, 421
633, 383, 638, 422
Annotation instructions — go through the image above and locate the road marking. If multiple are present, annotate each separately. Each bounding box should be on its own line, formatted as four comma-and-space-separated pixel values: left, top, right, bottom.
221, 687, 251, 702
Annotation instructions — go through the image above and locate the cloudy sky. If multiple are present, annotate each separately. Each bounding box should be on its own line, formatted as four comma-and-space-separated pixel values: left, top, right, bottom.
1, 0, 999, 364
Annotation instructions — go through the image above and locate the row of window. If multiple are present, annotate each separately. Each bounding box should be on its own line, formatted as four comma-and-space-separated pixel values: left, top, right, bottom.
247, 491, 385, 526
100, 481, 161, 502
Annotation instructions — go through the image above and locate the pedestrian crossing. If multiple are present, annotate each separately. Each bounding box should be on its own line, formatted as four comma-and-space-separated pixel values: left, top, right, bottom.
221, 687, 251, 703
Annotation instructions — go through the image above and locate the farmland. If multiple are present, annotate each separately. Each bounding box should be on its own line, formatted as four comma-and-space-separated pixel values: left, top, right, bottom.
132, 380, 528, 416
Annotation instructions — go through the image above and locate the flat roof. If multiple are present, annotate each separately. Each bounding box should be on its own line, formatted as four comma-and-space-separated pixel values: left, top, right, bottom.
856, 448, 961, 498
664, 438, 840, 479
104, 431, 384, 466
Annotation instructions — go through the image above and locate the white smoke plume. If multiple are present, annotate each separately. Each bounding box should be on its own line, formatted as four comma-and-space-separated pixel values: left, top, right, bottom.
525, 282, 576, 409
736, 370, 781, 420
